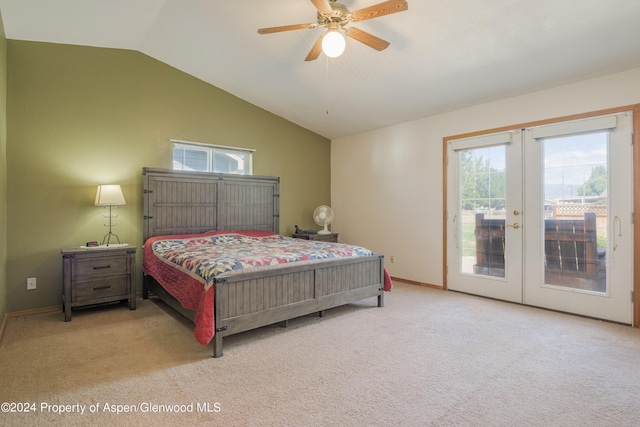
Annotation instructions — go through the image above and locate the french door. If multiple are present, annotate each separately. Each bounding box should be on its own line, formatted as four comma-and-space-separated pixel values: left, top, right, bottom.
446, 112, 634, 324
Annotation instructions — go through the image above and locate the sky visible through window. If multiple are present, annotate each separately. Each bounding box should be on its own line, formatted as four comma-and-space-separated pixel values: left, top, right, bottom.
544, 132, 607, 200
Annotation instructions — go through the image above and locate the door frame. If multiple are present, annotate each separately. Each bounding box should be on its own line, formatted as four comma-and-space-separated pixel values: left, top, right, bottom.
442, 104, 640, 327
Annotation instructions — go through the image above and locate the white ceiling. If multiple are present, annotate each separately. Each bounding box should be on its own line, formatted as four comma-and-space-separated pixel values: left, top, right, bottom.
2, 0, 640, 139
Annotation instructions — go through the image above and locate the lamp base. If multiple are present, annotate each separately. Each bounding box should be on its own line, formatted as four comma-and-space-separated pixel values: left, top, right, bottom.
102, 232, 121, 246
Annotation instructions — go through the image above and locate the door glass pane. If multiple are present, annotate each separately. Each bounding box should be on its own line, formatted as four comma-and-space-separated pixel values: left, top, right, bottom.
542, 132, 607, 293
459, 146, 506, 278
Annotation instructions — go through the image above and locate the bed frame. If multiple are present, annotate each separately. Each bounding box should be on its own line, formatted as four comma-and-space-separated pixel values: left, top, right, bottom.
142, 168, 385, 357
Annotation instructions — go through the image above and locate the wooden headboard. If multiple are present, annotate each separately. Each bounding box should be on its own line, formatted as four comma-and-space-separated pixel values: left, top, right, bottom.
142, 168, 280, 241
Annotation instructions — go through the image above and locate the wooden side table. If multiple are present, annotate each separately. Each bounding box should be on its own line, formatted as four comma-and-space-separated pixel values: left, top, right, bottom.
61, 245, 136, 321
292, 233, 339, 243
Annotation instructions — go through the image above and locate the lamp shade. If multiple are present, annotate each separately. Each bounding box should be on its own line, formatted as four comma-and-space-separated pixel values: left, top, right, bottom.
322, 30, 346, 58
95, 185, 126, 206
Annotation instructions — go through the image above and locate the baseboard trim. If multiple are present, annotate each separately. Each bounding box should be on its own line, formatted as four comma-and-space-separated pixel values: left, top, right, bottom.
0, 314, 6, 343
6, 305, 62, 319
391, 276, 443, 290
4, 297, 145, 324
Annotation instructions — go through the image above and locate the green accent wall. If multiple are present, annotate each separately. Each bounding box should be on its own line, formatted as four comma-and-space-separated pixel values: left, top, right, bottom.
6, 40, 330, 313
0, 12, 7, 322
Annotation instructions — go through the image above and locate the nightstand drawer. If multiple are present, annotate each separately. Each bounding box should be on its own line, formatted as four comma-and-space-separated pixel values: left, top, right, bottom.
61, 246, 137, 321
74, 276, 129, 302
75, 255, 128, 278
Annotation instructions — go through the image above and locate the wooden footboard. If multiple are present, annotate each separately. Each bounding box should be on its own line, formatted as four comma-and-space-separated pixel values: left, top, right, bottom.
144, 254, 385, 357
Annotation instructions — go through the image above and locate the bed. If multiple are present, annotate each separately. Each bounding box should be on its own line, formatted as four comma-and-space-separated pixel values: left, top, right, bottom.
141, 168, 390, 357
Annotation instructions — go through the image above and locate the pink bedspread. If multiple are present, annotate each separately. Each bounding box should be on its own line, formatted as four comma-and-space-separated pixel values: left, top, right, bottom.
143, 230, 392, 345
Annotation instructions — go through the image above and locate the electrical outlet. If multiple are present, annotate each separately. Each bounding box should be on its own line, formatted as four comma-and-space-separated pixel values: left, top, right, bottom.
27, 277, 36, 290
390, 255, 395, 264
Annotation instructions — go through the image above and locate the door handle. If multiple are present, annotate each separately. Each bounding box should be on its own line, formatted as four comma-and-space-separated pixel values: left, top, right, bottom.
507, 223, 520, 229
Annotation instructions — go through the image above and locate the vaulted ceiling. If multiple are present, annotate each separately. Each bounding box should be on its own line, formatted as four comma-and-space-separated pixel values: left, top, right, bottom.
2, 0, 640, 139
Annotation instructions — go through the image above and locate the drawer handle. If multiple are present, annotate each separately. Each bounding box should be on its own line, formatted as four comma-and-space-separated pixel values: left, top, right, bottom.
93, 285, 112, 290
93, 265, 111, 270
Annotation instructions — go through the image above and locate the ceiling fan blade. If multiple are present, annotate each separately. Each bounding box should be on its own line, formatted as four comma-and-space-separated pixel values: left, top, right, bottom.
344, 27, 390, 51
350, 0, 408, 22
258, 23, 317, 34
311, 0, 333, 14
305, 33, 325, 61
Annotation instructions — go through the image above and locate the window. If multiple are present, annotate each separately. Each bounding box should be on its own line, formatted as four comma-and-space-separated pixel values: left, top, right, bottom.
172, 140, 254, 175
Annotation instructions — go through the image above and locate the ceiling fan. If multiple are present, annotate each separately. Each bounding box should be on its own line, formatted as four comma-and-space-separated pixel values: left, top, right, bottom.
257, 0, 409, 61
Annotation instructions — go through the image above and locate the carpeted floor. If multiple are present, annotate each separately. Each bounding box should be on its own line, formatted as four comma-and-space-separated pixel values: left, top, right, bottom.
1, 281, 640, 426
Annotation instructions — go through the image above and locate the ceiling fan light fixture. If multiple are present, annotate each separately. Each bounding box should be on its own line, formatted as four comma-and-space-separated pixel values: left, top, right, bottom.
257, 0, 408, 61
321, 30, 346, 58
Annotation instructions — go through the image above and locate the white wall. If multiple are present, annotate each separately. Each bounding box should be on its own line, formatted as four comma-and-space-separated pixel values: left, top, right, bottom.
331, 67, 640, 286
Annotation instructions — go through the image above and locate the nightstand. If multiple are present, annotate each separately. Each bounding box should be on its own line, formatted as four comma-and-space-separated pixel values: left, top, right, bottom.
292, 233, 339, 243
61, 245, 137, 321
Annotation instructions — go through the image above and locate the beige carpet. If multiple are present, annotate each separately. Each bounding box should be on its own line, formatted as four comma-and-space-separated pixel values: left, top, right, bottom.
1, 281, 640, 426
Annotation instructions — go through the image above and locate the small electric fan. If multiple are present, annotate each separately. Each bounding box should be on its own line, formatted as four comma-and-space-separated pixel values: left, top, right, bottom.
313, 205, 334, 234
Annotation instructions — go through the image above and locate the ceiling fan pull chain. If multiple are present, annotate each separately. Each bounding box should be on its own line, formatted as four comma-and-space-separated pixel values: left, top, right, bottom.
325, 56, 331, 115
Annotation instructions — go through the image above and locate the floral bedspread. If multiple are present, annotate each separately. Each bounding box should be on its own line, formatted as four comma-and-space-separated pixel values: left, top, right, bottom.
150, 232, 375, 291
143, 230, 390, 345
